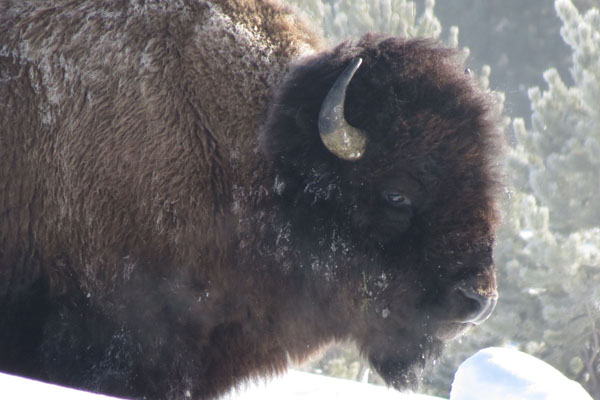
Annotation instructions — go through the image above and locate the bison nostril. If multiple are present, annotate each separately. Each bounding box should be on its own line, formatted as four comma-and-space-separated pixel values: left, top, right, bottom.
456, 288, 498, 325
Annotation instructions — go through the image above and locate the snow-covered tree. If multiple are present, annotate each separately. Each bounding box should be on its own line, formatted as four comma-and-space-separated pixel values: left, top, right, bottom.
502, 0, 600, 396
287, 0, 444, 45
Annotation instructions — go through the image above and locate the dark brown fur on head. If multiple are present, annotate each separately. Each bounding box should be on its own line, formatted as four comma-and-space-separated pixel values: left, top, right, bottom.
262, 34, 502, 389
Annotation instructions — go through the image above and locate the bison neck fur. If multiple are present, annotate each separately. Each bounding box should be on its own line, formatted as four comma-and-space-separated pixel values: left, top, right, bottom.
0, 0, 502, 399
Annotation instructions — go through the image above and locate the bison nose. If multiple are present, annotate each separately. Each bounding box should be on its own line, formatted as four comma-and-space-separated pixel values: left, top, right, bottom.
456, 288, 498, 325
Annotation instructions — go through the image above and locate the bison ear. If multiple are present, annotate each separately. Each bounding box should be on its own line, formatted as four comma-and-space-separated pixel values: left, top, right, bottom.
318, 58, 367, 161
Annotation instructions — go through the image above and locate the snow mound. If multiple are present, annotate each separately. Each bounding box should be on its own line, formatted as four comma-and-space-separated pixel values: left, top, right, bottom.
0, 370, 442, 400
224, 369, 443, 400
450, 347, 593, 400
0, 372, 121, 400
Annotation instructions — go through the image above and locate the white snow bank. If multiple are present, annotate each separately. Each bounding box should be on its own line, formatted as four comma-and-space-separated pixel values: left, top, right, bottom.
0, 369, 441, 400
223, 369, 444, 400
0, 372, 122, 400
0, 347, 593, 400
450, 347, 593, 400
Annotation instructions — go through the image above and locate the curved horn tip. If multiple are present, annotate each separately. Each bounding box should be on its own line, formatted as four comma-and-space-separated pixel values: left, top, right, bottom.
318, 58, 368, 161
348, 57, 363, 74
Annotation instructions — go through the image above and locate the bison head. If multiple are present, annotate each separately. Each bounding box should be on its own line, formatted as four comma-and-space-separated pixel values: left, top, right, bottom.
261, 35, 501, 389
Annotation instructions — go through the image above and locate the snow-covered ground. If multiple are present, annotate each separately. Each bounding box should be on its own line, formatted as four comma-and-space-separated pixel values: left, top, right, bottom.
0, 372, 120, 400
0, 347, 593, 400
223, 370, 443, 400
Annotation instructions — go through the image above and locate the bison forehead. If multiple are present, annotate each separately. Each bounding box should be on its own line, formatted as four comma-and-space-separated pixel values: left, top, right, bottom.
263, 36, 500, 170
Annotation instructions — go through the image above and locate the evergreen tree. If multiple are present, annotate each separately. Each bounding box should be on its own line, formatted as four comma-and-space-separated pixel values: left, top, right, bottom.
287, 0, 440, 43
502, 0, 600, 396
433, 0, 595, 121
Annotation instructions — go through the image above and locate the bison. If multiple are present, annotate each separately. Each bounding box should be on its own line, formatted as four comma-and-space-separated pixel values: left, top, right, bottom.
0, 0, 502, 399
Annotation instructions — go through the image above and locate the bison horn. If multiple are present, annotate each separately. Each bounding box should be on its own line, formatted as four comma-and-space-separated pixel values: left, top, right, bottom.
318, 58, 367, 161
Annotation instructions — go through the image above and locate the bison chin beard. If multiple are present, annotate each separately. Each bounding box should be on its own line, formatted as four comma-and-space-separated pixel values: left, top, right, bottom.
370, 357, 422, 391
366, 336, 444, 391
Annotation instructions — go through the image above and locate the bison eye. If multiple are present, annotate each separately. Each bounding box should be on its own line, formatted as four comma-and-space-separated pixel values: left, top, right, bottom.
384, 192, 411, 207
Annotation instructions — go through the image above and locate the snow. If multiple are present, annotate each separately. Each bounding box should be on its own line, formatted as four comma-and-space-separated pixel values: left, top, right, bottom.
0, 370, 441, 400
225, 347, 594, 400
0, 372, 120, 400
450, 347, 593, 400
0, 347, 593, 400
223, 370, 444, 400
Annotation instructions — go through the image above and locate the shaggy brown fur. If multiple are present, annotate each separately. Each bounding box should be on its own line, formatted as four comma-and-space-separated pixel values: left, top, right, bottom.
0, 0, 502, 399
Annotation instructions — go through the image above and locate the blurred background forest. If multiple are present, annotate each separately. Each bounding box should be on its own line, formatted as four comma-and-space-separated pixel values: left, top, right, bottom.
285, 0, 600, 398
